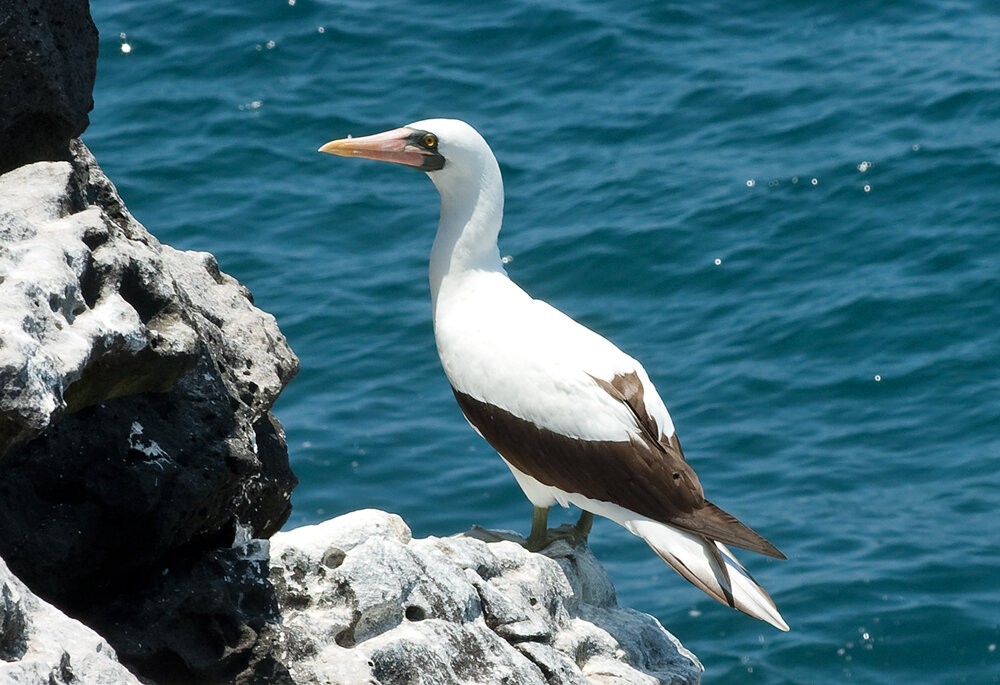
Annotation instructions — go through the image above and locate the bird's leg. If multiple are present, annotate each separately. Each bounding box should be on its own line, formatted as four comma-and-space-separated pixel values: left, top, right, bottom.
524, 507, 593, 551
524, 506, 550, 552
573, 510, 593, 544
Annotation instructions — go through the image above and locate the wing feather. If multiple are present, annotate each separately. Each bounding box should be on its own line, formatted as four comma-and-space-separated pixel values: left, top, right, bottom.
452, 379, 784, 559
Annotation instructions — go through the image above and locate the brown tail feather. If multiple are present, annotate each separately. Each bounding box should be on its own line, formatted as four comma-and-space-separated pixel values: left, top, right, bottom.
672, 501, 786, 559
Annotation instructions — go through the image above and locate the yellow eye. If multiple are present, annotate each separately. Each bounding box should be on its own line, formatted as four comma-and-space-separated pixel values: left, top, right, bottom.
423, 133, 438, 149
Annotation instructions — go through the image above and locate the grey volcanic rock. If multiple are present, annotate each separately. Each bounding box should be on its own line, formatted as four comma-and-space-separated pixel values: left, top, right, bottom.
0, 0, 98, 174
0, 141, 297, 457
0, 141, 298, 683
0, 556, 142, 684
0, 141, 298, 603
268, 510, 703, 685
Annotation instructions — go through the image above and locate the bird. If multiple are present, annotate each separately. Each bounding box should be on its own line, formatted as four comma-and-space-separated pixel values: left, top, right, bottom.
319, 119, 789, 631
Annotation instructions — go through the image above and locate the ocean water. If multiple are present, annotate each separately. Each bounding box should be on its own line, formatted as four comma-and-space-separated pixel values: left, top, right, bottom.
85, 1, 1000, 682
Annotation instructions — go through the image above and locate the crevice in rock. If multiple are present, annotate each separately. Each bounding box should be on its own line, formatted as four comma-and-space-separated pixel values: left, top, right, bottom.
119, 260, 168, 324
404, 605, 427, 622
77, 251, 101, 308
335, 626, 356, 648
0, 584, 28, 662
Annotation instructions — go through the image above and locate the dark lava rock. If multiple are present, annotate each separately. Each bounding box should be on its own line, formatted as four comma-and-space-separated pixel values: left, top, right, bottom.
0, 0, 98, 174
0, 354, 295, 606
0, 556, 142, 683
85, 539, 294, 685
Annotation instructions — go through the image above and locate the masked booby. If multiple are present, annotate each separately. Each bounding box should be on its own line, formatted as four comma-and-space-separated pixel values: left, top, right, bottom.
319, 119, 788, 630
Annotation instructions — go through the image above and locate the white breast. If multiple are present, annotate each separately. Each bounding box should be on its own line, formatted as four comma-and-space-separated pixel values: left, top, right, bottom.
433, 270, 676, 442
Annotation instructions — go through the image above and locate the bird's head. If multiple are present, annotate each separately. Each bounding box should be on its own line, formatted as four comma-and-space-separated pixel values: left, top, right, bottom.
319, 118, 493, 179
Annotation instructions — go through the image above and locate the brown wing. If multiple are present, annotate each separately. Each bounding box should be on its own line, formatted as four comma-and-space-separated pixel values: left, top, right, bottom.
452, 371, 784, 559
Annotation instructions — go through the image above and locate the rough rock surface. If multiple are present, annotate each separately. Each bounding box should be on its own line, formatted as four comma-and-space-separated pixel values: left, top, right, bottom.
0, 556, 142, 684
85, 528, 287, 684
0, 0, 98, 174
268, 510, 703, 685
0, 143, 298, 683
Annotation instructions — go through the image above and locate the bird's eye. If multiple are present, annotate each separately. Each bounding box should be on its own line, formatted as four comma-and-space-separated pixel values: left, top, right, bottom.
423, 133, 438, 149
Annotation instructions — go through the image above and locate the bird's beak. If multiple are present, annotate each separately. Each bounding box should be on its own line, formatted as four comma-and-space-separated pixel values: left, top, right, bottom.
319, 127, 431, 169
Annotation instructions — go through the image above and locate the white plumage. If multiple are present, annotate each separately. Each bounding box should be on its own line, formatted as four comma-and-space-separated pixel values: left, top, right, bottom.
434, 270, 664, 442
320, 118, 788, 631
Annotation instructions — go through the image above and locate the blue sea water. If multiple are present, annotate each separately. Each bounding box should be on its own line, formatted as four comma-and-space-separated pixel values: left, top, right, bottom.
85, 1, 1000, 682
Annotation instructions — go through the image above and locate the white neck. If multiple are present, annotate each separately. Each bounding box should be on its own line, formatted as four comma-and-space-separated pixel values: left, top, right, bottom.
427, 152, 506, 310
